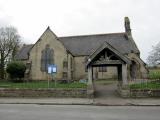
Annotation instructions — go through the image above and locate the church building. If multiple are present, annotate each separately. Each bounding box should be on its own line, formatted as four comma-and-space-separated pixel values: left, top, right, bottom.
16, 17, 148, 83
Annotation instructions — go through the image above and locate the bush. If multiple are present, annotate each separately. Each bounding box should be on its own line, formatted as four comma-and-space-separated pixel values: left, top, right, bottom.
6, 61, 26, 82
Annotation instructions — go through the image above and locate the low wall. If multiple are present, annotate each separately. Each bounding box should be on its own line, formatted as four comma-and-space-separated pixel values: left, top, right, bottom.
0, 88, 87, 98
130, 89, 160, 98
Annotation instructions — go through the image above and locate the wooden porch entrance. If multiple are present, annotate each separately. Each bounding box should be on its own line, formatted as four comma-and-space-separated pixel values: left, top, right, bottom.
86, 42, 131, 97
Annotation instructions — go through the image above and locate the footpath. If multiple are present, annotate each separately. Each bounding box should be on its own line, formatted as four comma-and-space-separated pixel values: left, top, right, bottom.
0, 97, 160, 106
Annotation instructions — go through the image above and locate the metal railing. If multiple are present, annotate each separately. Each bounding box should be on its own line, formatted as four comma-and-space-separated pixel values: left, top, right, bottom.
129, 79, 160, 90
0, 80, 87, 89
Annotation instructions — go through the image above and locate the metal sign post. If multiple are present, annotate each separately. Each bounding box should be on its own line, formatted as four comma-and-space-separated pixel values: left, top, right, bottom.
47, 74, 50, 88
48, 64, 57, 88
52, 73, 56, 87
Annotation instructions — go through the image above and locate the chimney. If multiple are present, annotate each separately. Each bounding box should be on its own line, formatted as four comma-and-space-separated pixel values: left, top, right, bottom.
124, 17, 131, 36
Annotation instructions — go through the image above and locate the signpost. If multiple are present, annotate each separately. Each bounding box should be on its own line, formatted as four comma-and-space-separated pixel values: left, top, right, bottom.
48, 64, 57, 88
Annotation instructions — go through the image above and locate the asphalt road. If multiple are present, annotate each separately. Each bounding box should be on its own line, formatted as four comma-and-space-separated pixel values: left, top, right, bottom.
0, 104, 160, 120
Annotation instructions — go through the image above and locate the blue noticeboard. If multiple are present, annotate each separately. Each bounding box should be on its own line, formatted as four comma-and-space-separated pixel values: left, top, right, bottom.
48, 64, 57, 74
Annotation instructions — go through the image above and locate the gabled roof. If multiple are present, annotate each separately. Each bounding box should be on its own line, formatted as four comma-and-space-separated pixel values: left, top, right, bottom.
16, 31, 140, 60
86, 42, 131, 66
59, 32, 139, 56
15, 44, 33, 60
29, 26, 58, 53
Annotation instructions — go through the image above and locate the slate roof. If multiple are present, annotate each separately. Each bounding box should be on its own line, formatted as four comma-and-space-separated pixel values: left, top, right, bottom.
16, 32, 140, 60
59, 32, 139, 56
16, 44, 33, 60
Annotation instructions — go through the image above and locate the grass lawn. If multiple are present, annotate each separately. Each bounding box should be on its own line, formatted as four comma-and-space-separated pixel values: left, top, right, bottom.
0, 81, 87, 89
129, 81, 160, 90
148, 69, 160, 79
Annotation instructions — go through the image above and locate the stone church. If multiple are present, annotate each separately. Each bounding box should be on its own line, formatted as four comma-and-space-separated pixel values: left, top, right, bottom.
16, 17, 148, 83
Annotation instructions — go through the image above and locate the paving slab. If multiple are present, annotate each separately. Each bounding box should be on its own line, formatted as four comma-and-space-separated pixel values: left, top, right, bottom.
0, 98, 93, 105
93, 98, 160, 106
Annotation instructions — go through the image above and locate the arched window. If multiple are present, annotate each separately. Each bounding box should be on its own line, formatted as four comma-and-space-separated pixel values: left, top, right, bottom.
63, 59, 68, 69
41, 44, 54, 72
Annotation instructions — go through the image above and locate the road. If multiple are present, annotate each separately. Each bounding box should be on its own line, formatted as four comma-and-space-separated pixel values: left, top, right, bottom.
0, 104, 160, 120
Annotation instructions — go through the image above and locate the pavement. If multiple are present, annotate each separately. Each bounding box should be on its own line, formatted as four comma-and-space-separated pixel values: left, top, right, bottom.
0, 97, 160, 106
0, 98, 93, 105
94, 97, 160, 106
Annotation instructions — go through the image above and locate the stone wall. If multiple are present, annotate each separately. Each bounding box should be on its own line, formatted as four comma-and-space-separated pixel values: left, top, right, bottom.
118, 87, 160, 98
130, 89, 160, 98
74, 56, 87, 80
0, 88, 87, 98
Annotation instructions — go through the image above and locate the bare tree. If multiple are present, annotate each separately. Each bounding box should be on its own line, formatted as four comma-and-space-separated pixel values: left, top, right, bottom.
0, 27, 21, 79
147, 42, 160, 66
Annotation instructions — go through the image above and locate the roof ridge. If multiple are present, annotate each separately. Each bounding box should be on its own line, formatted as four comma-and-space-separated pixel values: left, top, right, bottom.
25, 44, 34, 46
59, 32, 125, 38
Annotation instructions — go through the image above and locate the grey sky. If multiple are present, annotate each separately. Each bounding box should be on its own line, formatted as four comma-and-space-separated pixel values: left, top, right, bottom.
0, 0, 160, 62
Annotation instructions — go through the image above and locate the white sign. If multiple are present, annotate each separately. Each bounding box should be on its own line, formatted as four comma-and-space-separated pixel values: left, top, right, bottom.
52, 67, 56, 73
48, 66, 52, 74
48, 64, 57, 74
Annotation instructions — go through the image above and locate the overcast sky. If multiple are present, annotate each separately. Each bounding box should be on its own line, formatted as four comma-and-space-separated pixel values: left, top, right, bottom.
0, 0, 160, 62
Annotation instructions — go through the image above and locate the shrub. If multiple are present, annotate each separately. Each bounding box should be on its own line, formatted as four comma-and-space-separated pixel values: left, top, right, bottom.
6, 61, 26, 82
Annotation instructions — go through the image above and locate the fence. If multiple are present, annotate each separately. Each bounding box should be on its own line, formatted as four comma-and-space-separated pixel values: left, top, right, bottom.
128, 79, 160, 97
129, 79, 160, 90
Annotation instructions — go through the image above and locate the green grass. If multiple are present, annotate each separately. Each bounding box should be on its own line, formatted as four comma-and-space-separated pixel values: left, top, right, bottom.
130, 81, 160, 90
149, 69, 160, 79
0, 81, 87, 89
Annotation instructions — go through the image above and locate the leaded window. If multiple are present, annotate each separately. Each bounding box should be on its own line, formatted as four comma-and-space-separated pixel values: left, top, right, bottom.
99, 66, 107, 72
63, 60, 68, 68
41, 44, 54, 72
63, 72, 68, 78
70, 57, 73, 69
